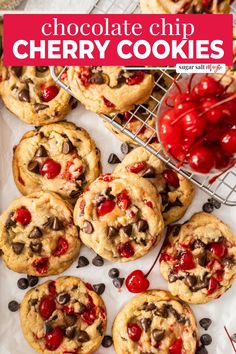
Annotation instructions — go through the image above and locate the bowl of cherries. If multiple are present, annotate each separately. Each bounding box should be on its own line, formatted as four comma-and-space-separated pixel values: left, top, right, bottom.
157, 74, 236, 178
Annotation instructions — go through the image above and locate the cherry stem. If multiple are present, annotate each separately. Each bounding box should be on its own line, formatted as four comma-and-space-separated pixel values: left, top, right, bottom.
224, 326, 236, 353
171, 106, 197, 126
188, 73, 195, 93
200, 92, 236, 118
145, 231, 168, 278
223, 77, 234, 92
173, 77, 182, 94
218, 70, 228, 83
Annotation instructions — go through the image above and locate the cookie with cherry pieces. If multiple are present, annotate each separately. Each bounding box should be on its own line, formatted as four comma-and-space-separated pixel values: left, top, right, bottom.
140, 0, 232, 14
67, 66, 154, 114
0, 192, 80, 276
160, 212, 236, 304
114, 144, 195, 225
13, 122, 101, 204
73, 173, 164, 262
20, 276, 107, 354
0, 65, 75, 125
113, 289, 198, 354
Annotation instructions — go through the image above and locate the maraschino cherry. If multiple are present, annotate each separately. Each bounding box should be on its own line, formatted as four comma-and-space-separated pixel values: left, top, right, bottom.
127, 323, 142, 342
41, 85, 59, 102
40, 159, 61, 179
125, 270, 150, 293
45, 327, 64, 350
39, 296, 56, 319
15, 207, 31, 225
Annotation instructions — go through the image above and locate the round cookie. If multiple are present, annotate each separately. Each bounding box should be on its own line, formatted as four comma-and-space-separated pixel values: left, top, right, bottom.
74, 173, 164, 262
114, 145, 195, 225
160, 212, 236, 304
140, 0, 232, 14
0, 65, 75, 125
20, 276, 107, 354
0, 192, 80, 276
102, 70, 176, 144
13, 122, 101, 203
113, 290, 198, 354
67, 66, 154, 114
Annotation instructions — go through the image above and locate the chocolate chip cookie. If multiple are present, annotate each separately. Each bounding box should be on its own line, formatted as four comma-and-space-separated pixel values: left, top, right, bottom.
0, 66, 75, 125
0, 192, 80, 276
20, 276, 107, 354
74, 173, 164, 262
160, 212, 236, 304
13, 122, 101, 203
67, 66, 154, 114
140, 0, 232, 14
114, 144, 195, 225
113, 290, 198, 354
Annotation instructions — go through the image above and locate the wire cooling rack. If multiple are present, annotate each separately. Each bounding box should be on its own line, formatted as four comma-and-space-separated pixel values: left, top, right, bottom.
50, 0, 236, 206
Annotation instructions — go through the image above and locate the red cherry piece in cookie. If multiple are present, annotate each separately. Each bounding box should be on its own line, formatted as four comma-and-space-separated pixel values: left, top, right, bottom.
40, 159, 61, 179
160, 252, 173, 263
99, 174, 114, 182
39, 296, 56, 319
209, 242, 227, 258
41, 85, 59, 102
97, 199, 116, 217
127, 71, 145, 86
52, 237, 69, 257
188, 145, 215, 174
78, 67, 91, 86
117, 190, 131, 210
208, 276, 219, 295
127, 323, 142, 342
102, 96, 115, 108
32, 257, 49, 274
45, 327, 64, 351
81, 307, 96, 325
178, 251, 195, 270
118, 242, 134, 258
128, 161, 147, 174
162, 169, 180, 189
144, 200, 153, 208
15, 207, 31, 226
48, 281, 57, 296
125, 270, 150, 293
169, 338, 183, 354
63, 305, 75, 315
221, 129, 236, 154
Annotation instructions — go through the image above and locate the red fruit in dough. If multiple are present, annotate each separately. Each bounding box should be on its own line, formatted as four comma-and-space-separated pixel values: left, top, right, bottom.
127, 323, 142, 342
15, 207, 31, 225
45, 327, 64, 350
39, 296, 56, 319
40, 159, 61, 179
97, 200, 116, 216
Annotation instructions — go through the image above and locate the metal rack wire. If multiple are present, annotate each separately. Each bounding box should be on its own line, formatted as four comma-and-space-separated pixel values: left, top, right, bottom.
50, 0, 236, 206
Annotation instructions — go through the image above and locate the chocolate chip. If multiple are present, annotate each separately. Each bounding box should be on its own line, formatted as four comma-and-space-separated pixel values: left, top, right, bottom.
56, 292, 70, 305
145, 303, 156, 311
35, 145, 48, 158
28, 227, 42, 239
154, 305, 168, 318
52, 217, 63, 231
64, 314, 77, 327
102, 335, 113, 348
27, 161, 40, 174
27, 275, 39, 287
11, 66, 22, 77
93, 283, 105, 295
199, 318, 212, 331
65, 326, 76, 339
200, 334, 212, 346
168, 271, 179, 283
108, 268, 119, 279
197, 253, 208, 267
140, 318, 151, 332
77, 302, 87, 315
12, 242, 24, 255
202, 202, 214, 213
90, 73, 105, 85
83, 220, 93, 234
185, 274, 197, 288
34, 103, 49, 113
92, 255, 104, 267
121, 142, 132, 154
30, 242, 42, 254
62, 140, 74, 154
231, 334, 236, 343
196, 346, 208, 354
29, 298, 38, 306
108, 153, 121, 164
112, 277, 124, 288
137, 219, 148, 232
222, 256, 235, 268
5, 212, 15, 229
142, 167, 156, 178
17, 278, 29, 290
76, 256, 89, 268
172, 224, 181, 236
122, 224, 132, 236
192, 239, 206, 250
8, 300, 20, 312
107, 226, 118, 238
77, 330, 90, 343
152, 329, 165, 342
208, 198, 221, 209
36, 66, 49, 72
69, 189, 82, 199
191, 276, 209, 292
18, 89, 30, 103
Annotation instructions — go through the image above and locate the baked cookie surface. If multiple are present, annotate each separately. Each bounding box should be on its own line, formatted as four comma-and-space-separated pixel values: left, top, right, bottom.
114, 145, 195, 225
74, 173, 164, 262
113, 290, 198, 354
0, 66, 75, 125
160, 212, 236, 304
140, 0, 232, 14
67, 66, 154, 114
0, 192, 80, 276
13, 122, 101, 203
20, 276, 107, 354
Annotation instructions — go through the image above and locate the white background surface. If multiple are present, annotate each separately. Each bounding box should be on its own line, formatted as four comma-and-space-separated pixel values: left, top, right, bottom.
0, 1, 236, 353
